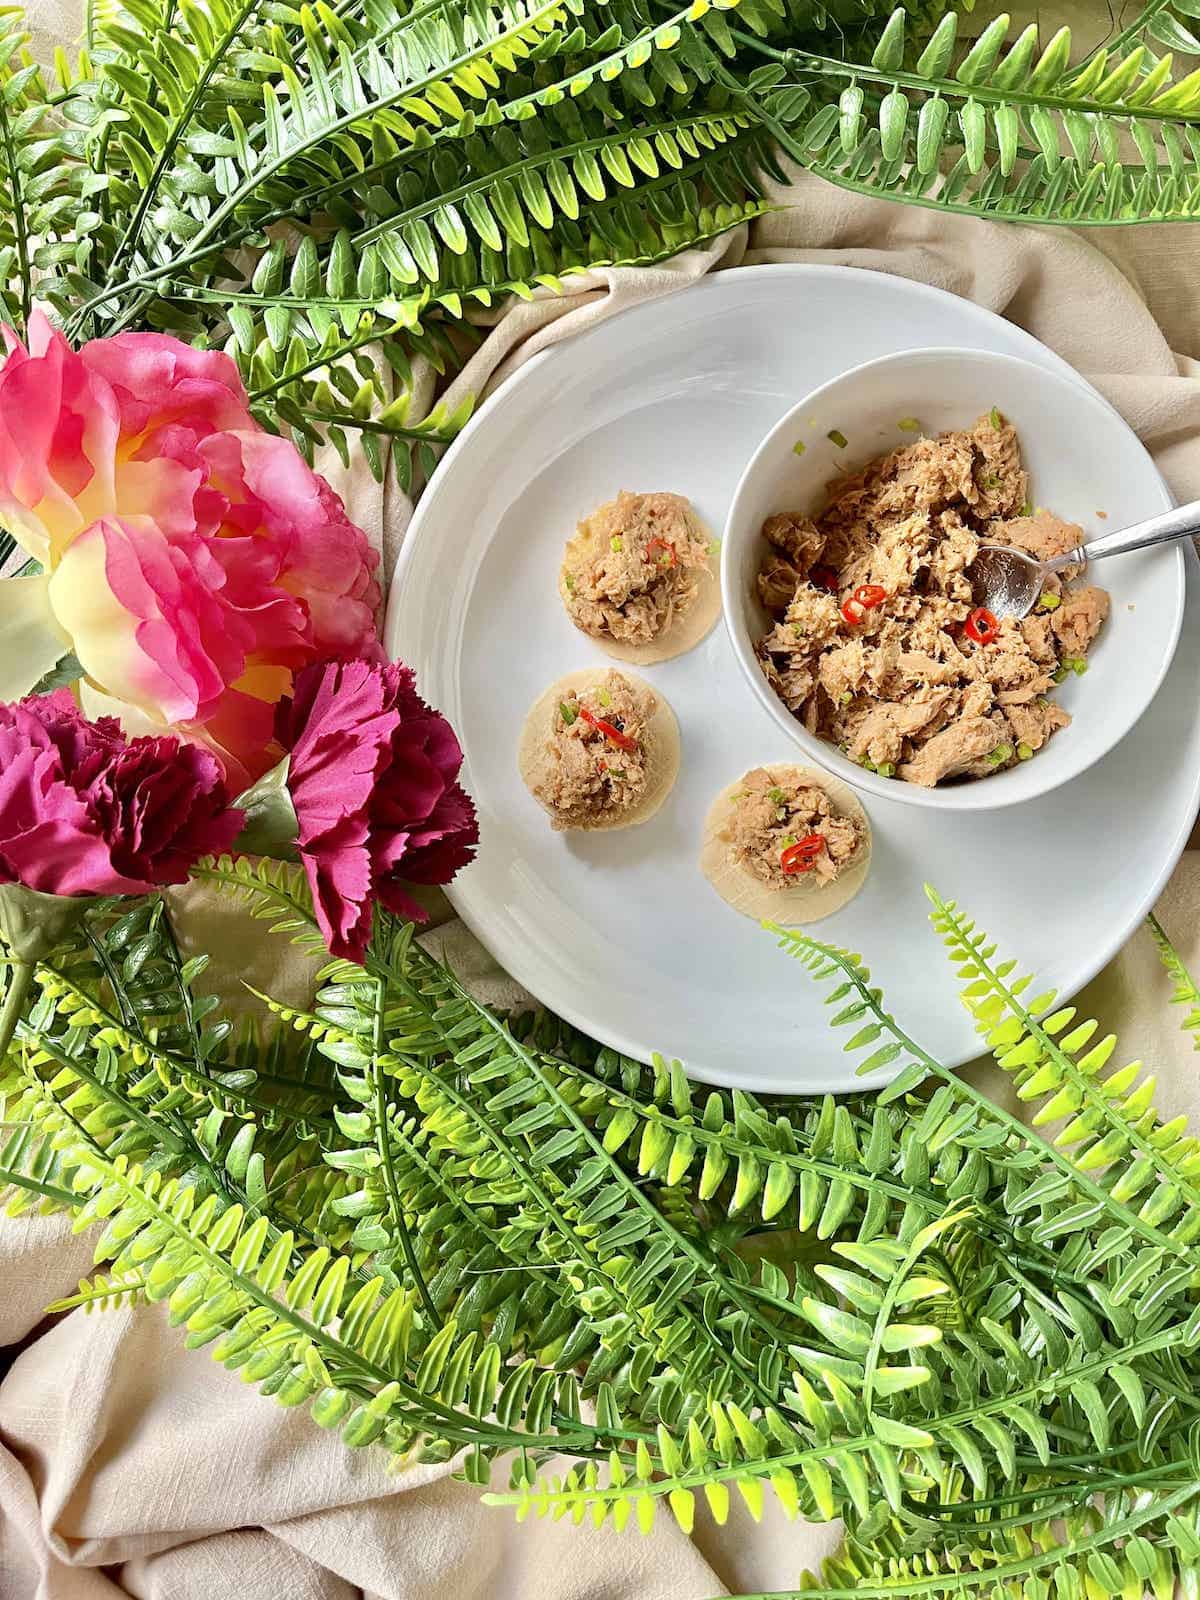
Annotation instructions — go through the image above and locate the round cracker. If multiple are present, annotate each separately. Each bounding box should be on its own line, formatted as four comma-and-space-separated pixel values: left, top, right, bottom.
699, 763, 872, 925
518, 668, 681, 832
560, 499, 721, 665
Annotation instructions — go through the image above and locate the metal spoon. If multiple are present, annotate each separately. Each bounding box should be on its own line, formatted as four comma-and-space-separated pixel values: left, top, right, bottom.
969, 499, 1200, 620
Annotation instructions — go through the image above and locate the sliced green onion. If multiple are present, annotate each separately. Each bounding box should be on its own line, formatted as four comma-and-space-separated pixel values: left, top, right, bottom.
768, 787, 786, 805
563, 573, 575, 593
780, 834, 797, 848
597, 687, 612, 708
989, 406, 1002, 429
1017, 742, 1034, 761
1070, 656, 1088, 676
560, 702, 578, 724
1021, 501, 1034, 517
859, 758, 877, 772
1052, 666, 1069, 684
827, 429, 848, 449
987, 743, 1013, 766
792, 440, 807, 456
897, 417, 922, 433
610, 535, 623, 552
875, 761, 896, 778
708, 539, 721, 558
839, 690, 853, 706
1037, 591, 1061, 612
981, 472, 1001, 490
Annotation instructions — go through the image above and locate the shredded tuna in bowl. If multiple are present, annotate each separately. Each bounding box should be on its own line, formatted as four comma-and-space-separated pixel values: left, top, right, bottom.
754, 413, 1110, 787
719, 347, 1184, 815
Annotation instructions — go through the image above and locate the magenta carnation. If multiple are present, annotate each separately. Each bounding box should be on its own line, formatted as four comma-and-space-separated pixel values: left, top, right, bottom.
274, 660, 478, 963
0, 691, 242, 897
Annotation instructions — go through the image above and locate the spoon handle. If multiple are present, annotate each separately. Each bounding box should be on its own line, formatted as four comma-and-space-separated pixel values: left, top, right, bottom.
1050, 498, 1200, 570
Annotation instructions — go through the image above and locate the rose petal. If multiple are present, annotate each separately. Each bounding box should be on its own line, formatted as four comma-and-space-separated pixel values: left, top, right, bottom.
0, 325, 383, 783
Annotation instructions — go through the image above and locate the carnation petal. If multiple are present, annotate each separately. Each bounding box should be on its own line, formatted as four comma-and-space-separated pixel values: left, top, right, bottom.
0, 689, 241, 897
278, 659, 478, 959
0, 738, 150, 895
378, 784, 478, 889
300, 817, 376, 964
283, 660, 400, 841
0, 813, 153, 895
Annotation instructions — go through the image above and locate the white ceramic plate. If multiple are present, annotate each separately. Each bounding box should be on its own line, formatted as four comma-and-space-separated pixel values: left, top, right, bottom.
386, 265, 1200, 1093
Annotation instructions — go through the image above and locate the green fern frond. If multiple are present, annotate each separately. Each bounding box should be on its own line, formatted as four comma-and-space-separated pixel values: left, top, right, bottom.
927, 888, 1200, 1256
0, 10, 98, 332
1149, 912, 1200, 1052
192, 856, 328, 958
9, 877, 1200, 1581
740, 7, 1200, 226
46, 1270, 149, 1313
785, 1474, 1200, 1600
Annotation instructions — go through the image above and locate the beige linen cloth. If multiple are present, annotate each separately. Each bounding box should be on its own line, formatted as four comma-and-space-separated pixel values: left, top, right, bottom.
5, 9, 1200, 1597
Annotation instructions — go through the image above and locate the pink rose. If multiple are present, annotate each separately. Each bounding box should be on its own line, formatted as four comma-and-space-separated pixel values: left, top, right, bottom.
261, 659, 478, 964
0, 313, 383, 787
0, 691, 241, 897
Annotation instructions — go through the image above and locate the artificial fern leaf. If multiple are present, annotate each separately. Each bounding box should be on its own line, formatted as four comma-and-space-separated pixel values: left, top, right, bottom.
1149, 911, 1200, 1052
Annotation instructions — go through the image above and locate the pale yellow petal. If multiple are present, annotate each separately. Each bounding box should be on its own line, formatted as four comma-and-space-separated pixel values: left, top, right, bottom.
0, 574, 72, 697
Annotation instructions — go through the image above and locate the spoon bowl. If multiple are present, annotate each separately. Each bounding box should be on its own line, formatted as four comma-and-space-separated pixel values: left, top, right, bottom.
971, 499, 1200, 620
969, 543, 1047, 619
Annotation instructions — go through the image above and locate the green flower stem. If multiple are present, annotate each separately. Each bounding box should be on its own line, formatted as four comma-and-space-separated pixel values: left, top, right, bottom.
0, 960, 33, 1065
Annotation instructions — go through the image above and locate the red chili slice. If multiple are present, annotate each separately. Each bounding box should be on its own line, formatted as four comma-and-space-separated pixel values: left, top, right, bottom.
810, 564, 839, 594
646, 537, 677, 567
579, 705, 638, 753
964, 606, 1000, 646
841, 597, 866, 626
781, 834, 825, 875
852, 584, 887, 610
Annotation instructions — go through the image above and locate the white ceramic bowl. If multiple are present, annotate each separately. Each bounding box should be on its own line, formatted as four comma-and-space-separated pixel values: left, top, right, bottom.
721, 347, 1185, 812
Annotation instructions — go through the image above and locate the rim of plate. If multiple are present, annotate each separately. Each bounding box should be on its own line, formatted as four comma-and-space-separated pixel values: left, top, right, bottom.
720, 343, 1185, 814
385, 264, 1200, 1087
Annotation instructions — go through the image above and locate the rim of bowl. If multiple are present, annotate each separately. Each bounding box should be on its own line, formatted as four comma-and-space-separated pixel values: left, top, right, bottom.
720, 345, 1185, 813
